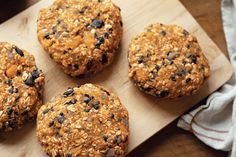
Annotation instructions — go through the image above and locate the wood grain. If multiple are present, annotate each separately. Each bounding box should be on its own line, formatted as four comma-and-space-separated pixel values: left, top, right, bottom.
0, 0, 230, 156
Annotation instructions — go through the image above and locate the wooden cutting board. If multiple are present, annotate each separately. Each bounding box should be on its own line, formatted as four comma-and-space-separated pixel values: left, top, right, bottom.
0, 0, 233, 156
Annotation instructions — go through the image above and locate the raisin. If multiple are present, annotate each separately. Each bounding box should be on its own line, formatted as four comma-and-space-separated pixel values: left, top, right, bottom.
186, 44, 191, 49
101, 53, 108, 64
102, 135, 108, 142
91, 19, 104, 28
63, 88, 74, 97
155, 65, 161, 71
74, 64, 79, 70
8, 119, 16, 128
170, 76, 176, 81
79, 6, 88, 14
84, 108, 90, 112
120, 21, 123, 27
24, 75, 34, 86
52, 26, 57, 34
115, 135, 122, 144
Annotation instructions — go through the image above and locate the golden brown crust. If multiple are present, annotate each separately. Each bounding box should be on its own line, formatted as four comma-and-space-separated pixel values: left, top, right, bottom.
37, 83, 129, 157
128, 23, 210, 98
37, 0, 123, 77
0, 42, 45, 131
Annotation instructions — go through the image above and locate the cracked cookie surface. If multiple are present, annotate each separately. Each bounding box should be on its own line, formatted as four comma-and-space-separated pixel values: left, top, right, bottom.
0, 42, 45, 131
37, 83, 129, 157
37, 0, 123, 77
128, 23, 210, 98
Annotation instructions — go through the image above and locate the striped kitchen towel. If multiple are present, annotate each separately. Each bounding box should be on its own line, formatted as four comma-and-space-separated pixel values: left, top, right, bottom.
178, 0, 236, 156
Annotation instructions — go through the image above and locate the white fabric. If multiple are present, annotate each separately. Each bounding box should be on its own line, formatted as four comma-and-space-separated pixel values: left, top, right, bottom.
177, 0, 236, 156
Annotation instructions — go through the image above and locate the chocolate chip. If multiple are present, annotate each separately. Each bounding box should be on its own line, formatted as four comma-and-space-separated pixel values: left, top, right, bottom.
93, 101, 100, 110
66, 153, 72, 157
8, 86, 18, 94
187, 54, 197, 64
4, 79, 12, 85
63, 88, 74, 97
52, 26, 57, 34
74, 64, 79, 70
24, 75, 35, 86
186, 44, 191, 49
44, 33, 50, 39
31, 69, 40, 79
155, 65, 161, 71
95, 37, 105, 48
170, 76, 176, 81
8, 119, 16, 128
7, 108, 13, 116
110, 113, 115, 120
79, 6, 88, 14
183, 29, 190, 36
106, 148, 115, 157
177, 69, 189, 77
83, 94, 91, 104
86, 60, 93, 70
159, 30, 166, 36
186, 78, 192, 83
49, 120, 54, 127
120, 21, 123, 27
104, 32, 109, 39
91, 19, 104, 28
57, 113, 65, 124
138, 56, 145, 64
66, 98, 77, 105
157, 90, 169, 98
84, 108, 90, 112
115, 135, 122, 144
14, 46, 24, 57
43, 108, 51, 114
101, 53, 108, 64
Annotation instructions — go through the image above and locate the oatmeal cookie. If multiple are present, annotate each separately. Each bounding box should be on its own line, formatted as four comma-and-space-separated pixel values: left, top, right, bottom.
128, 23, 210, 98
37, 83, 129, 157
0, 42, 45, 131
37, 0, 123, 77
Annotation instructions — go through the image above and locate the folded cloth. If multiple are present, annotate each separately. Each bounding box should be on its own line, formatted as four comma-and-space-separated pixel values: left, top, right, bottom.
177, 0, 236, 156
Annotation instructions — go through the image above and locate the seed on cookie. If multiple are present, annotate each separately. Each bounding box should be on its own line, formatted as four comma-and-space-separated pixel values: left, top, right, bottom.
128, 23, 210, 98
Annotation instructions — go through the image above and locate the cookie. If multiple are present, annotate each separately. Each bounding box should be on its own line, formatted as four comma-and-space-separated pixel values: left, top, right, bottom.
128, 23, 210, 98
0, 42, 45, 131
37, 83, 129, 157
37, 0, 123, 77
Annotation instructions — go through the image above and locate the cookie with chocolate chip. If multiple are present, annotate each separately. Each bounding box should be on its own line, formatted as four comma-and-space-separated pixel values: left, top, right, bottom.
0, 42, 45, 131
37, 83, 129, 157
37, 0, 123, 77
128, 23, 210, 98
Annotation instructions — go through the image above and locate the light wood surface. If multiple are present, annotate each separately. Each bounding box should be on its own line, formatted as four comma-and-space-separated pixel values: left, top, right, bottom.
0, 0, 232, 156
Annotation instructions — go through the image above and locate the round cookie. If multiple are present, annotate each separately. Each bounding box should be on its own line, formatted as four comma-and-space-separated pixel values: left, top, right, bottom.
0, 42, 45, 131
37, 83, 129, 157
37, 0, 123, 77
128, 23, 210, 98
